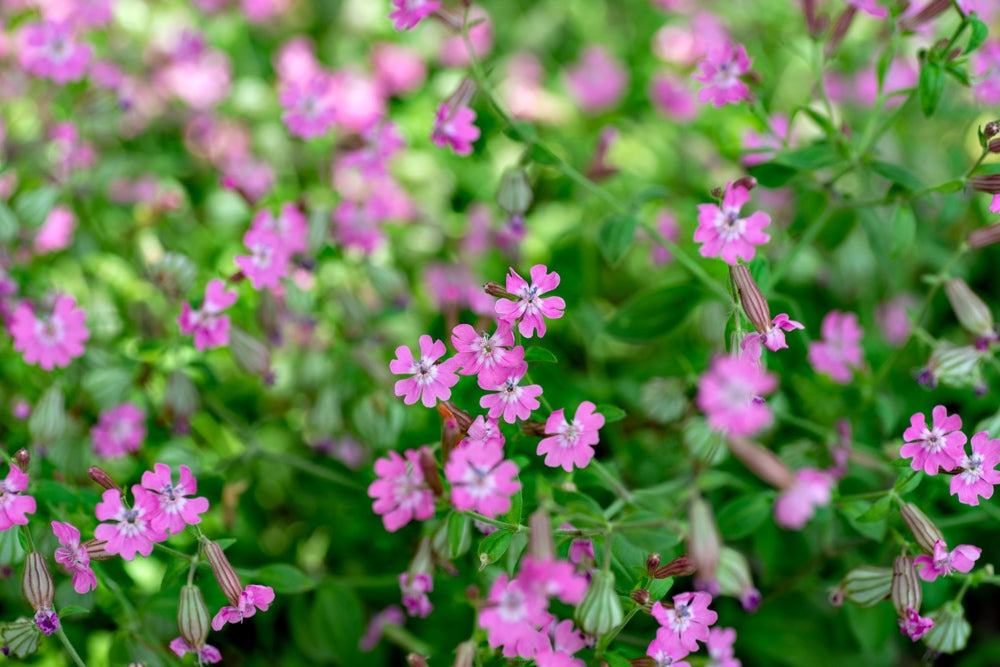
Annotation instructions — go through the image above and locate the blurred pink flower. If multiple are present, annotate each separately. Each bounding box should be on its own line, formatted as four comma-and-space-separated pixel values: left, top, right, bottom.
0, 463, 36, 530
651, 209, 681, 265
178, 279, 238, 351
495, 264, 565, 338
650, 73, 699, 122
372, 43, 426, 96
140, 463, 210, 535
52, 521, 96, 594
159, 47, 232, 110
241, 0, 292, 23
914, 540, 981, 582
898, 606, 933, 641
360, 606, 404, 651
92, 402, 147, 458
846, 0, 889, 18
250, 204, 309, 255
170, 638, 222, 664
331, 70, 386, 133
465, 415, 504, 448
696, 355, 777, 437
563, 47, 628, 114
331, 199, 386, 254
34, 206, 77, 254
39, 0, 114, 28
368, 447, 436, 532
742, 115, 791, 167
773, 468, 834, 530
94, 487, 168, 560
235, 228, 291, 290
432, 102, 480, 156
855, 60, 917, 108
807, 310, 864, 383
399, 572, 433, 617
694, 182, 771, 265
279, 74, 338, 139
706, 627, 741, 667
17, 21, 92, 84
693, 43, 752, 107
972, 42, 1000, 105
10, 295, 89, 370
275, 36, 322, 84
951, 431, 1000, 505
389, 0, 440, 31
479, 575, 549, 658
900, 405, 966, 475
445, 439, 521, 517
537, 401, 605, 472
439, 7, 493, 67
652, 14, 729, 66
875, 295, 914, 347
646, 636, 692, 667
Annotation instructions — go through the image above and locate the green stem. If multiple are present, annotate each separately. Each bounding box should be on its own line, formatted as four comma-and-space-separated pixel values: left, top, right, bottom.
255, 449, 363, 491
54, 627, 88, 667
466, 511, 525, 532
589, 460, 634, 505
595, 604, 641, 655
766, 208, 831, 290
154, 542, 194, 562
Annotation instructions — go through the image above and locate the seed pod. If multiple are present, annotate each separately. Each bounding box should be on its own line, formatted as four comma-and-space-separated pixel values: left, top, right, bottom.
483, 281, 515, 300
726, 437, 796, 490
944, 279, 995, 339
164, 370, 199, 433
177, 584, 210, 649
924, 601, 971, 654
203, 540, 243, 606
840, 565, 893, 607
21, 553, 54, 612
497, 168, 533, 218
969, 222, 1000, 249
453, 641, 475, 667
970, 174, 1000, 194
574, 570, 624, 636
687, 495, 721, 585
229, 326, 273, 383
417, 448, 443, 497
891, 556, 922, 618
900, 503, 945, 554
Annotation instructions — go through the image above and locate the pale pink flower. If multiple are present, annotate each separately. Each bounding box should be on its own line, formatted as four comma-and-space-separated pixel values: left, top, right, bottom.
331, 199, 386, 254
534, 619, 588, 667
140, 463, 210, 535
33, 206, 77, 254
241, 0, 292, 23
51, 521, 96, 594
478, 574, 550, 658
368, 447, 436, 532
742, 115, 791, 167
360, 606, 404, 651
692, 43, 752, 107
915, 540, 981, 582
178, 279, 238, 351
807, 310, 864, 383
480, 371, 543, 424
235, 228, 291, 290
517, 557, 588, 606
169, 638, 222, 664
372, 43, 426, 97
773, 469, 834, 530
652, 13, 729, 66
898, 606, 933, 641
330, 70, 386, 133
951, 431, 1000, 505
651, 591, 718, 654
694, 183, 770, 265
650, 73, 699, 122
388, 0, 440, 31
445, 440, 521, 517
336, 121, 405, 183
651, 209, 681, 265
211, 584, 275, 630
563, 47, 628, 114
439, 6, 493, 67
432, 103, 480, 156
0, 464, 36, 530
94, 487, 168, 560
91, 403, 146, 458
451, 321, 522, 389
646, 636, 692, 667
279, 74, 338, 139
495, 265, 565, 338
17, 21, 92, 84
159, 48, 231, 110
973, 42, 1000, 105
855, 60, 917, 108
876, 295, 914, 347
537, 401, 604, 472
464, 415, 505, 448
846, 0, 889, 18
900, 406, 967, 475
696, 355, 777, 437
390, 335, 460, 408
706, 627, 740, 667
10, 296, 89, 370
424, 264, 495, 317
249, 204, 309, 255
399, 572, 433, 617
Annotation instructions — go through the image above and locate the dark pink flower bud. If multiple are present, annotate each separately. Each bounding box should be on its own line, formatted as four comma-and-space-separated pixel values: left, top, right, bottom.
630, 589, 651, 606
646, 553, 662, 575
825, 6, 857, 58
203, 540, 243, 607
970, 174, 1000, 194
437, 403, 462, 464
406, 654, 429, 667
900, 0, 951, 31
14, 449, 29, 474
653, 555, 697, 579
88, 466, 122, 494
985, 121, 1000, 139
21, 553, 54, 612
968, 222, 1000, 249
688, 495, 721, 585
441, 401, 474, 433
727, 436, 796, 489
483, 281, 516, 300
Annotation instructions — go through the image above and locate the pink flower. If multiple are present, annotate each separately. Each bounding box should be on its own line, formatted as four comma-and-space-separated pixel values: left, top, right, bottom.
390, 335, 460, 408
140, 464, 210, 535
563, 47, 628, 114
34, 206, 77, 254
178, 280, 238, 351
651, 209, 681, 265
478, 575, 549, 658
451, 322, 524, 389
399, 572, 433, 617
372, 43, 426, 97
51, 521, 96, 594
17, 21, 92, 84
439, 6, 493, 67
807, 310, 864, 383
742, 314, 805, 360
169, 638, 222, 664
696, 355, 777, 437
898, 606, 933, 641
432, 103, 480, 156
445, 440, 521, 517
649, 73, 699, 122
694, 183, 771, 265
900, 406, 967, 475
330, 70, 386, 133
876, 295, 914, 347
951, 431, 1000, 505
10, 295, 89, 370
388, 0, 440, 31
537, 401, 605, 472
495, 265, 566, 338
480, 371, 543, 424
742, 114, 791, 167
250, 204, 309, 255
279, 74, 338, 139
0, 464, 36, 530
368, 448, 436, 532
692, 43, 752, 107
234, 228, 291, 290
914, 540, 981, 582
94, 487, 169, 561
773, 469, 834, 530
846, 0, 889, 18
91, 403, 147, 458
706, 627, 741, 667
646, 636, 692, 667
465, 415, 505, 448
534, 619, 588, 667
211, 584, 275, 630
651, 591, 718, 654
517, 556, 588, 606
360, 606, 404, 651
972, 43, 1000, 105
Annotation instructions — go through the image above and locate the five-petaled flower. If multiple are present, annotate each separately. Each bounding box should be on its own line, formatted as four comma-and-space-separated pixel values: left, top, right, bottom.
388, 0, 441, 31
536, 401, 605, 471
52, 521, 97, 594
399, 572, 434, 618
898, 606, 934, 641
914, 540, 981, 582
651, 591, 719, 654
10, 295, 90, 370
950, 431, 1000, 505
480, 371, 543, 424
445, 440, 521, 518
692, 43, 753, 107
696, 355, 777, 437
178, 279, 238, 351
431, 103, 480, 156
694, 183, 771, 265
0, 463, 36, 530
140, 463, 210, 535
900, 405, 967, 475
390, 335, 460, 408
495, 264, 566, 338
91, 402, 147, 459
368, 447, 436, 532
94, 487, 169, 561
234, 227, 291, 291
211, 584, 276, 631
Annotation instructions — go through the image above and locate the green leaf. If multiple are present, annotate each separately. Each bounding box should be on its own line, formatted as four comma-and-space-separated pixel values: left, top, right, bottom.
502, 121, 538, 144
716, 493, 773, 540
869, 161, 924, 192
528, 143, 559, 165
798, 107, 838, 138
889, 205, 916, 259
854, 495, 894, 523
846, 603, 898, 653
13, 186, 58, 228
966, 17, 989, 55
447, 512, 472, 560
478, 530, 514, 570
59, 605, 90, 617
858, 208, 891, 260
598, 213, 638, 265
919, 62, 944, 116
682, 417, 727, 466
595, 404, 626, 423
605, 282, 702, 343
0, 201, 18, 243
748, 162, 797, 188
524, 346, 558, 363
603, 653, 632, 667
256, 563, 317, 594
502, 479, 523, 526
312, 581, 364, 664
647, 577, 674, 600
944, 63, 970, 86
876, 45, 895, 91
773, 144, 841, 170
930, 180, 964, 194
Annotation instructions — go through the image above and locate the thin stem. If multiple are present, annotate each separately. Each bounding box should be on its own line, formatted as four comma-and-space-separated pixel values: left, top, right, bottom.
766, 208, 831, 290
595, 604, 641, 655
55, 627, 88, 667
466, 511, 525, 532
589, 460, 634, 505
154, 542, 194, 562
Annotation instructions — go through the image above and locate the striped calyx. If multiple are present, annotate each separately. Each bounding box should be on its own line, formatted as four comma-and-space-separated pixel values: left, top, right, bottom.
21, 553, 54, 612
204, 540, 243, 606
731, 264, 771, 333
840, 565, 893, 607
892, 555, 922, 618
900, 503, 945, 554
178, 584, 210, 649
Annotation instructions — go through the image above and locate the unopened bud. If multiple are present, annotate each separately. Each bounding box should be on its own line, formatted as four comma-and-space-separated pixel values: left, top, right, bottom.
406, 654, 429, 667
630, 589, 651, 606
574, 570, 623, 636
970, 174, 1000, 194
730, 265, 771, 334
483, 281, 515, 300
891, 556, 922, 618
900, 503, 945, 554
229, 326, 273, 383
645, 553, 661, 576
84, 539, 116, 561
899, 0, 952, 31
178, 585, 210, 649
21, 553, 54, 612
437, 404, 462, 464
453, 641, 475, 667
520, 420, 548, 437
441, 401, 473, 433
727, 437, 796, 489
203, 540, 243, 606
944, 279, 995, 339
497, 168, 533, 217
88, 466, 122, 494
528, 509, 554, 563
14, 449, 29, 473
825, 5, 857, 57
164, 370, 199, 433
985, 121, 1000, 139
716, 547, 760, 612
653, 555, 697, 579
969, 222, 1000, 249
924, 601, 971, 654
28, 385, 66, 446
733, 176, 758, 192
417, 448, 443, 497
687, 495, 721, 585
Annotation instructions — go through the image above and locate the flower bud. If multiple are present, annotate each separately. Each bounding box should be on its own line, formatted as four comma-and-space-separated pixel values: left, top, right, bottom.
437, 403, 462, 464
519, 420, 548, 437
944, 279, 995, 339
453, 641, 475, 667
687, 495, 721, 585
88, 466, 122, 494
496, 167, 533, 218
839, 565, 893, 607
528, 509, 554, 563
969, 222, 1000, 249
645, 553, 661, 576
900, 503, 945, 554
731, 265, 771, 333
726, 437, 796, 489
483, 281, 516, 300
716, 547, 760, 612
14, 449, 29, 474
985, 121, 1000, 139
203, 540, 243, 606
406, 654, 429, 667
891, 556, 922, 618
825, 5, 857, 57
630, 589, 651, 606
28, 385, 65, 446
574, 570, 624, 636
84, 539, 116, 561
417, 448, 443, 497
164, 370, 199, 434
924, 601, 971, 654
441, 401, 473, 433
229, 326, 274, 384
970, 174, 1000, 194
899, 0, 951, 30
21, 553, 54, 612
177, 585, 210, 649
653, 555, 697, 579
918, 343, 985, 391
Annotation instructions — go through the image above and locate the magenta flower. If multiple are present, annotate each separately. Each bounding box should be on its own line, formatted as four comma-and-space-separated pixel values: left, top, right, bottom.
807, 310, 864, 383
898, 606, 933, 641
140, 463, 210, 535
279, 75, 338, 139
651, 591, 718, 654
10, 295, 89, 370
692, 43, 752, 107
876, 295, 914, 347
390, 335, 460, 408
94, 487, 169, 561
398, 572, 433, 618
360, 606, 405, 651
0, 464, 36, 530
495, 265, 566, 338
972, 43, 1000, 105
478, 574, 549, 658
388, 0, 441, 31
649, 73, 699, 122
17, 21, 92, 84
517, 556, 588, 606
646, 636, 692, 667
178, 279, 238, 351
235, 228, 291, 291
169, 638, 222, 664
563, 46, 629, 114
465, 415, 505, 448
451, 321, 522, 389
480, 371, 543, 424
51, 522, 96, 594
34, 206, 77, 254
900, 406, 967, 475
537, 401, 605, 472
91, 402, 147, 458
951, 431, 1000, 505
445, 440, 521, 518
694, 183, 770, 265
773, 469, 834, 530
706, 627, 740, 667
250, 203, 309, 255
846, 0, 889, 18
368, 447, 436, 532
211, 584, 276, 631
431, 103, 480, 156
915, 540, 981, 582
696, 355, 777, 437
535, 619, 588, 666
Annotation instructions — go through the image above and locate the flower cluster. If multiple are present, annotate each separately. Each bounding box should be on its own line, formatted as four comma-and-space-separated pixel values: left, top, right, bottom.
648, 592, 740, 666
